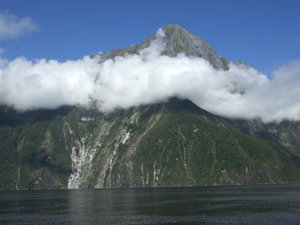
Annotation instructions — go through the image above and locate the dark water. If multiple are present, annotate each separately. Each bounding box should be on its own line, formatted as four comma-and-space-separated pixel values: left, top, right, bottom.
0, 184, 300, 225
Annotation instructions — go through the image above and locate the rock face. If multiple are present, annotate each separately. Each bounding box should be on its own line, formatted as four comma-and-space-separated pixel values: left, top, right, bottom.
99, 24, 229, 70
148, 24, 229, 70
1, 25, 300, 190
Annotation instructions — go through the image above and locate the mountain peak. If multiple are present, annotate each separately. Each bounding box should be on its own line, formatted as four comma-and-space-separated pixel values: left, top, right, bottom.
143, 24, 229, 69
161, 24, 187, 33
99, 24, 229, 70
138, 24, 228, 70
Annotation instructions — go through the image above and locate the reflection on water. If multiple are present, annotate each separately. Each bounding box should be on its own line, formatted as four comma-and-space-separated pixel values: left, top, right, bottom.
0, 184, 300, 224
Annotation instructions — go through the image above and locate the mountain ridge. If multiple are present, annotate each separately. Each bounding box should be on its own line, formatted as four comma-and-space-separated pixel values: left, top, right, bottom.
98, 24, 229, 70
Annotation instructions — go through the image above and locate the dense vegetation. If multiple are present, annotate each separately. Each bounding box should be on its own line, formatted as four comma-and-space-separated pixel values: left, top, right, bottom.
0, 106, 72, 189
1, 99, 300, 190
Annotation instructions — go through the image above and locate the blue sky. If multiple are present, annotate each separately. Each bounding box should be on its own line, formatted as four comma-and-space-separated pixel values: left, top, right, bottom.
0, 0, 300, 75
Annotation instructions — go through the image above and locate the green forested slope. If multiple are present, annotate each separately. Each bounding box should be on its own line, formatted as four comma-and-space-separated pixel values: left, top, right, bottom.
1, 99, 300, 190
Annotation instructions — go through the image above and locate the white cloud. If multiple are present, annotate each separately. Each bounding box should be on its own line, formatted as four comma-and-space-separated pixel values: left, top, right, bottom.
0, 56, 98, 110
0, 28, 300, 122
0, 13, 38, 39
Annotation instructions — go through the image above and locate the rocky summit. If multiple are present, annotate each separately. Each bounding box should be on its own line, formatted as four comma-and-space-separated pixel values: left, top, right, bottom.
1, 25, 300, 190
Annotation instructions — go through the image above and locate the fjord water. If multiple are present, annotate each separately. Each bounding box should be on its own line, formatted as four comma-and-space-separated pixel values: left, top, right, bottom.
0, 184, 299, 225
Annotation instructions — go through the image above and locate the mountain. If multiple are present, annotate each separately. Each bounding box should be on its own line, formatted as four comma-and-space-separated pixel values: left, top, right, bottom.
98, 24, 229, 70
1, 24, 300, 190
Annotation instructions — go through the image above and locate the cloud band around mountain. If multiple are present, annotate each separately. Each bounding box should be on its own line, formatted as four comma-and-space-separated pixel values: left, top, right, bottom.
0, 28, 299, 122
